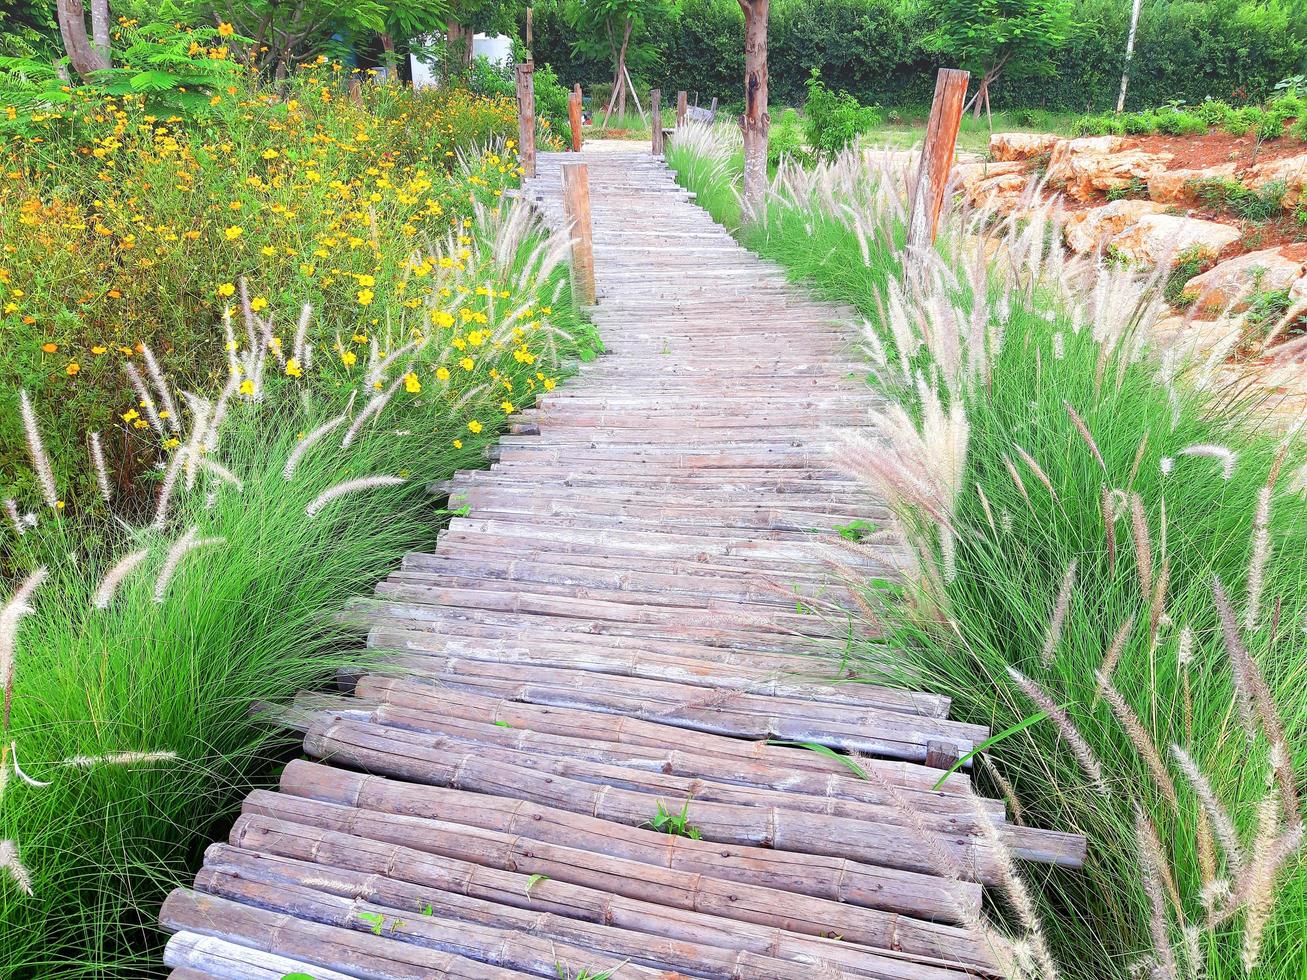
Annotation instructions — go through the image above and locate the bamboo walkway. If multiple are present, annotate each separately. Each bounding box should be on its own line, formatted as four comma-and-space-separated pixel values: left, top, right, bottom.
159, 149, 1085, 980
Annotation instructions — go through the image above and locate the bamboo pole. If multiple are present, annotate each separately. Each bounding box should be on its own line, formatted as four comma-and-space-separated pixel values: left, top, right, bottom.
906, 68, 968, 253
561, 163, 596, 306
568, 87, 583, 151
164, 933, 357, 980
515, 60, 536, 179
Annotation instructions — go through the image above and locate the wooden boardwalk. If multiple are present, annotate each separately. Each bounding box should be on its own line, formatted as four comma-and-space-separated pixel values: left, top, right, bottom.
159, 149, 1084, 980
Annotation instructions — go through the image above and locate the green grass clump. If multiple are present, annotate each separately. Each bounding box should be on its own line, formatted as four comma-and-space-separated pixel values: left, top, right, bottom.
1189, 177, 1287, 222
671, 136, 1307, 978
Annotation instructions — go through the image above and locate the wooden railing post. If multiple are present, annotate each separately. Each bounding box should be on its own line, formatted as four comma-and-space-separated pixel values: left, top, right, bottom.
516, 60, 536, 179
676, 90, 688, 127
650, 88, 663, 156
562, 163, 596, 307
568, 86, 583, 152
906, 67, 968, 253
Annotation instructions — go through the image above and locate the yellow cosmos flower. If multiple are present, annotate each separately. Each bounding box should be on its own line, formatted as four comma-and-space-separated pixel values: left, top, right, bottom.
217, 282, 236, 297
249, 296, 268, 312
404, 372, 421, 393
217, 21, 235, 37
285, 358, 302, 378
435, 366, 450, 381
357, 289, 374, 306
66, 362, 80, 376
224, 225, 243, 241
459, 356, 474, 371
467, 420, 482, 434
340, 349, 357, 367
239, 379, 254, 396
452, 439, 463, 449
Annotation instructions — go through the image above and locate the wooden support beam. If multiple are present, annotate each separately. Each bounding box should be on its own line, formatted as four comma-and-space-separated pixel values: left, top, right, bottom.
515, 60, 536, 179
561, 163, 596, 306
650, 88, 663, 156
568, 86, 583, 152
906, 67, 968, 252
676, 90, 688, 127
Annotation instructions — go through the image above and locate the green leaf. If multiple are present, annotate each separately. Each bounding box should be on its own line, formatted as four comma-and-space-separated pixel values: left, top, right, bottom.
525, 873, 549, 897
931, 710, 1050, 791
129, 70, 179, 92
766, 740, 869, 780
357, 910, 386, 935
281, 974, 317, 980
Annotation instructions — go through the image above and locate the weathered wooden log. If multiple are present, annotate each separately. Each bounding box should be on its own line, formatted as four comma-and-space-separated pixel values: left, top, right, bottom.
199, 847, 870, 980
906, 68, 968, 252
164, 932, 358, 980
159, 889, 531, 979
226, 816, 973, 980
561, 163, 595, 305
244, 782, 1000, 970
515, 61, 536, 180
303, 718, 1007, 883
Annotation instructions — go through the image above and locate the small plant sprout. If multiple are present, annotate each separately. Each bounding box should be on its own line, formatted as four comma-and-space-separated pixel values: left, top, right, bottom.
648, 798, 703, 840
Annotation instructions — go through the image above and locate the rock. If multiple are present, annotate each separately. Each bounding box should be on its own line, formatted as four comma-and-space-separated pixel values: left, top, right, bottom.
1242, 153, 1307, 210
1292, 274, 1307, 303
1148, 163, 1237, 205
1181, 247, 1307, 309
989, 132, 1060, 163
954, 160, 1025, 194
1107, 213, 1241, 266
1063, 199, 1168, 254
1045, 136, 1172, 202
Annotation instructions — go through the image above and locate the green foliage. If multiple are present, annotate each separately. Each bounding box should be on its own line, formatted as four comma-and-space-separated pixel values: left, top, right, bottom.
768, 107, 805, 166
1189, 177, 1287, 222
1163, 246, 1213, 306
647, 798, 702, 839
1104, 177, 1148, 203
923, 0, 1075, 82
802, 69, 879, 159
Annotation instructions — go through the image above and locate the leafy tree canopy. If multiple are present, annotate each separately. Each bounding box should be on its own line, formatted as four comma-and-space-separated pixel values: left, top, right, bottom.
923, 0, 1075, 82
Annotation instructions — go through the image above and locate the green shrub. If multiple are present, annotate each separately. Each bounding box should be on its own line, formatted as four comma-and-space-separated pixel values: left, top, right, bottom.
802, 68, 880, 159
1154, 107, 1208, 136
1196, 98, 1236, 126
768, 107, 806, 166
1163, 245, 1213, 305
1191, 177, 1287, 222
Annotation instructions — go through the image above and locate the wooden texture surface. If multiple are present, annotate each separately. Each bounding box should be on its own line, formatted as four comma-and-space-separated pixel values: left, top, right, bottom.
157, 148, 1082, 979
907, 67, 969, 251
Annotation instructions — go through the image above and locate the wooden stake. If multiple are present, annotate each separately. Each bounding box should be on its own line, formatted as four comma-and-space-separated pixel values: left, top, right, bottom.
906, 67, 968, 253
568, 88, 583, 152
676, 90, 688, 127
650, 88, 663, 155
515, 60, 536, 179
561, 163, 596, 306
525, 6, 533, 49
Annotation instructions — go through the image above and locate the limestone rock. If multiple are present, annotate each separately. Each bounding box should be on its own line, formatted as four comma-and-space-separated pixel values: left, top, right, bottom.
1063, 199, 1168, 254
1148, 163, 1237, 205
1292, 274, 1307, 303
989, 132, 1060, 163
1242, 153, 1307, 210
1045, 136, 1172, 202
1107, 213, 1240, 266
1181, 247, 1307, 309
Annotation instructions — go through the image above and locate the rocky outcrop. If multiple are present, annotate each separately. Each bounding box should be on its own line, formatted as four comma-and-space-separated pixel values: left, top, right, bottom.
989, 132, 1061, 162
1063, 199, 1168, 254
1148, 163, 1237, 205
1242, 152, 1307, 210
1181, 247, 1307, 308
1107, 213, 1240, 265
1045, 136, 1172, 202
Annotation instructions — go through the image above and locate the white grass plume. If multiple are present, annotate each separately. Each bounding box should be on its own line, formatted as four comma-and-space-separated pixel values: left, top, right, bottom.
4, 500, 25, 537
199, 458, 243, 492
10, 741, 50, 788
1040, 560, 1077, 665
88, 432, 112, 505
1135, 811, 1179, 979
1244, 485, 1271, 631
1, 566, 48, 709
1097, 671, 1180, 811
1171, 745, 1245, 877
154, 528, 225, 603
284, 409, 352, 481
0, 839, 33, 895
140, 343, 180, 431
62, 750, 178, 768
1008, 666, 1109, 796
1179, 444, 1236, 481
151, 447, 189, 531
92, 548, 150, 610
123, 362, 164, 434
306, 476, 406, 518
341, 374, 404, 449
18, 391, 57, 510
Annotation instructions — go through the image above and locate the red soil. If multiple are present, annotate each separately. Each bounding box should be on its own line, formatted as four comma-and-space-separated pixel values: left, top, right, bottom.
1131, 124, 1306, 172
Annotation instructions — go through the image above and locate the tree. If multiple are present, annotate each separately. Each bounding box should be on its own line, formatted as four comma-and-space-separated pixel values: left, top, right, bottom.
1116, 0, 1143, 112
55, 0, 110, 78
558, 0, 672, 126
738, 0, 768, 224
444, 0, 523, 69
924, 0, 1074, 122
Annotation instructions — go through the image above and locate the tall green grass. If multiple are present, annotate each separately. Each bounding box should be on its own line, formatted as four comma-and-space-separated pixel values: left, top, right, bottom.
669, 130, 1307, 978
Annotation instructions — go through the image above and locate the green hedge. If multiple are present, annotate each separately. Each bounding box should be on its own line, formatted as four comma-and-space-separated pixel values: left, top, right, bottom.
535, 0, 1307, 114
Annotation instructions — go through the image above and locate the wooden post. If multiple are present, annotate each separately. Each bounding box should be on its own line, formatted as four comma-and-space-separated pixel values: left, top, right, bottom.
516, 60, 536, 179
561, 163, 596, 307
650, 88, 663, 156
568, 88, 583, 152
739, 0, 771, 225
676, 90, 688, 127
525, 7, 534, 50
906, 67, 968, 252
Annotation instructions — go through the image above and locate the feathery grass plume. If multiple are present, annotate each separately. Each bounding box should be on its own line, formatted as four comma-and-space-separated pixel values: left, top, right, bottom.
1062, 401, 1105, 472
153, 527, 225, 604
88, 431, 112, 505
1149, 555, 1171, 645
62, 750, 178, 768
5, 500, 25, 537
1014, 444, 1059, 503
92, 548, 151, 611
1179, 444, 1237, 481
1130, 492, 1153, 599
150, 446, 189, 531
1171, 745, 1245, 878
123, 362, 165, 434
1, 567, 48, 725
283, 412, 350, 481
1240, 795, 1286, 973
179, 391, 212, 492
292, 302, 313, 366
341, 373, 404, 449
975, 483, 998, 537
1212, 576, 1261, 741
1243, 484, 1272, 631
10, 741, 50, 788
18, 390, 58, 510
1008, 667, 1109, 796
1127, 433, 1150, 489
305, 475, 406, 518
1040, 561, 1077, 665
139, 343, 180, 431
1100, 484, 1117, 573
978, 753, 1024, 826
1134, 811, 1179, 979
199, 458, 243, 491
1002, 453, 1032, 509
0, 839, 33, 896
1099, 613, 1137, 681
970, 796, 1060, 979
1097, 671, 1180, 811
1177, 625, 1194, 667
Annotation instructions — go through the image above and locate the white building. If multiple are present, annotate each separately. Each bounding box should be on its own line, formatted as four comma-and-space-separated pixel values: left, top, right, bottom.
411, 33, 513, 88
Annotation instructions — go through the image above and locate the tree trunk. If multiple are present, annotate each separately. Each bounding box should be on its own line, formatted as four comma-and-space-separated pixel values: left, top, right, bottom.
447, 20, 474, 71
1116, 0, 1143, 112
738, 0, 770, 225
56, 0, 109, 78
90, 0, 111, 67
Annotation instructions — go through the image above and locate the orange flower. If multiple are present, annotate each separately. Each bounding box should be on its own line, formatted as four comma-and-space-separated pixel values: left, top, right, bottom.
41, 342, 58, 353
66, 362, 80, 376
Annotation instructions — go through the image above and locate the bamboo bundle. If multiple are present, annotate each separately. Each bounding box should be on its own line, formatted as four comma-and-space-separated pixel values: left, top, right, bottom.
227, 815, 974, 980
164, 932, 358, 980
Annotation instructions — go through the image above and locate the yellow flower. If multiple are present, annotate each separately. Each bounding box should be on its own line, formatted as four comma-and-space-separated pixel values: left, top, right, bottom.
459, 356, 474, 371
500, 401, 514, 414
340, 349, 357, 367
121, 408, 139, 423
91, 345, 107, 355
467, 420, 482, 434
224, 225, 243, 241
239, 379, 254, 396
163, 437, 180, 449
217, 21, 235, 37
404, 372, 421, 393
41, 342, 58, 353
434, 310, 455, 329
357, 288, 374, 306
250, 296, 268, 312
217, 282, 236, 297
285, 358, 303, 378
452, 439, 463, 449
261, 149, 279, 160
66, 362, 80, 376
435, 366, 450, 381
